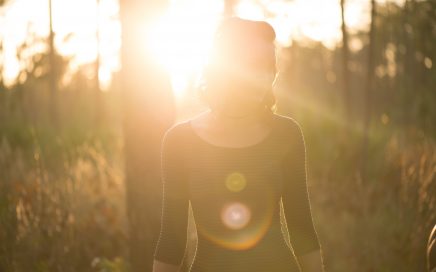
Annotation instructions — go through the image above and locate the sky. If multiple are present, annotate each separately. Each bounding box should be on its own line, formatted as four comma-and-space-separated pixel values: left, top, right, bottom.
0, 0, 405, 94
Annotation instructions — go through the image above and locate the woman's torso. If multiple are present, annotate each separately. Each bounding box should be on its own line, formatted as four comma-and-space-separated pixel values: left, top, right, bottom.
180, 113, 301, 272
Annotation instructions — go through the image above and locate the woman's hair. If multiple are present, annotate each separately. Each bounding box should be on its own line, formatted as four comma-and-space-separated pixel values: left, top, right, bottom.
197, 17, 278, 116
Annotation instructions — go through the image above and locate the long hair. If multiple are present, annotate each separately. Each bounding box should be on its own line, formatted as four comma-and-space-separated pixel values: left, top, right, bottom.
197, 17, 278, 117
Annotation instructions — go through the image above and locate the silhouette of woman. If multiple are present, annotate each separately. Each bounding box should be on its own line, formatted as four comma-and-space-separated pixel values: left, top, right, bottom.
153, 17, 324, 272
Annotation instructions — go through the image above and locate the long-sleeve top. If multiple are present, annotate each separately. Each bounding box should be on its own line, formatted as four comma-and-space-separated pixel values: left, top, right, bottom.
154, 113, 321, 272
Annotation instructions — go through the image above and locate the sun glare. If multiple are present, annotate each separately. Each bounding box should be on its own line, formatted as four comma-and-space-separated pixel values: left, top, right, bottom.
147, 0, 373, 99
148, 0, 223, 98
1, 0, 377, 92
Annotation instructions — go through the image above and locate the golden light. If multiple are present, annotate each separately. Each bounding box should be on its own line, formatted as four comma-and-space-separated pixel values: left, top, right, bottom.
221, 202, 251, 229
235, 0, 373, 49
196, 186, 276, 251
0, 0, 121, 88
1, 0, 377, 90
148, 0, 223, 98
234, 0, 265, 20
225, 172, 247, 192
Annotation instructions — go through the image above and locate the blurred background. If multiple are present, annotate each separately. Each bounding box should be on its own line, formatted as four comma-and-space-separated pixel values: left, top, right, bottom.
0, 0, 435, 271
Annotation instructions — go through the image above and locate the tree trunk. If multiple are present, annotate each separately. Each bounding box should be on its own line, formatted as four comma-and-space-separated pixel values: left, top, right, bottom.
48, 0, 58, 127
224, 0, 237, 17
340, 0, 351, 124
119, 0, 173, 271
94, 0, 104, 127
360, 0, 376, 182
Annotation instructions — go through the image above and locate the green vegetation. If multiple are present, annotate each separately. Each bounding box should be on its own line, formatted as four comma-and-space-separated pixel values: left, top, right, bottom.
0, 0, 435, 271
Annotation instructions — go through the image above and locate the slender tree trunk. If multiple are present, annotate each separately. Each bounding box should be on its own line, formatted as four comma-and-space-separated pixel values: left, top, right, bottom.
340, 0, 351, 124
48, 0, 58, 127
360, 0, 376, 182
401, 0, 415, 147
119, 0, 173, 271
224, 0, 237, 17
94, 0, 103, 126
337, 0, 355, 173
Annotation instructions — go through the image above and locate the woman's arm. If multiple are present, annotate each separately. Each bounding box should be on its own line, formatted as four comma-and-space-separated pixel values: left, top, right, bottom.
281, 119, 324, 272
297, 249, 324, 272
152, 260, 180, 272
153, 127, 190, 272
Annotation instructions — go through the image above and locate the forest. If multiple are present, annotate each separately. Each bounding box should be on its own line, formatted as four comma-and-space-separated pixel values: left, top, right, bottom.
0, 0, 435, 271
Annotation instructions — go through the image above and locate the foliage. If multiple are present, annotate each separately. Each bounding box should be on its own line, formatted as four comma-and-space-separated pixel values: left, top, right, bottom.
0, 1, 435, 271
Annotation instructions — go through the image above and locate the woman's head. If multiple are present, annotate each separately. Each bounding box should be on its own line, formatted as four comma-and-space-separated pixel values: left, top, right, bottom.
198, 17, 278, 118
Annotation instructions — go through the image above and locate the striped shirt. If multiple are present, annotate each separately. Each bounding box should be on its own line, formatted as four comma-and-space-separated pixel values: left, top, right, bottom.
154, 113, 321, 272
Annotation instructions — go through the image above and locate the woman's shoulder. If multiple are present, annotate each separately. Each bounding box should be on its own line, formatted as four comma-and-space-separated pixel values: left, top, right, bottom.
271, 113, 304, 135
165, 111, 208, 137
162, 119, 192, 147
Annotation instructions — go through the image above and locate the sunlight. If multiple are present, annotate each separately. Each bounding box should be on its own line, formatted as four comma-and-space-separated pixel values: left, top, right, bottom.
1, 0, 378, 91
221, 202, 251, 230
225, 172, 247, 192
234, 0, 372, 49
234, 0, 265, 20
148, 0, 223, 98
0, 0, 120, 88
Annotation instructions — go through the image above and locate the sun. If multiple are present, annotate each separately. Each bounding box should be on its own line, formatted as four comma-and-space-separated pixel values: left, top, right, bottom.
147, 1, 223, 98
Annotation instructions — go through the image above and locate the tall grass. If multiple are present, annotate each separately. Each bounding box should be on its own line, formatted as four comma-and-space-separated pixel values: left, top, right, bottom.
0, 135, 127, 272
311, 121, 436, 271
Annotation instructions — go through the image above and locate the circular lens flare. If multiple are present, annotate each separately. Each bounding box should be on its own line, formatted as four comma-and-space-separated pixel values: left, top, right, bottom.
194, 178, 277, 251
221, 202, 251, 229
225, 172, 247, 192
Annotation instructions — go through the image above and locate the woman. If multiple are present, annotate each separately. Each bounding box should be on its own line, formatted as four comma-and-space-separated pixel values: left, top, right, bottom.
153, 17, 324, 272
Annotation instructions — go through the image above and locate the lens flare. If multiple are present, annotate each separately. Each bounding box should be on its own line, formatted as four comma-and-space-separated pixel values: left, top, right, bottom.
221, 202, 251, 229
225, 172, 247, 192
195, 184, 277, 251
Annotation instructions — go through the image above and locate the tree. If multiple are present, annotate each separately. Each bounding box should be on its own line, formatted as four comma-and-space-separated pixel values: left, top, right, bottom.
360, 0, 377, 182
340, 0, 351, 123
224, 0, 237, 17
119, 0, 173, 271
48, 0, 58, 127
94, 0, 104, 126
